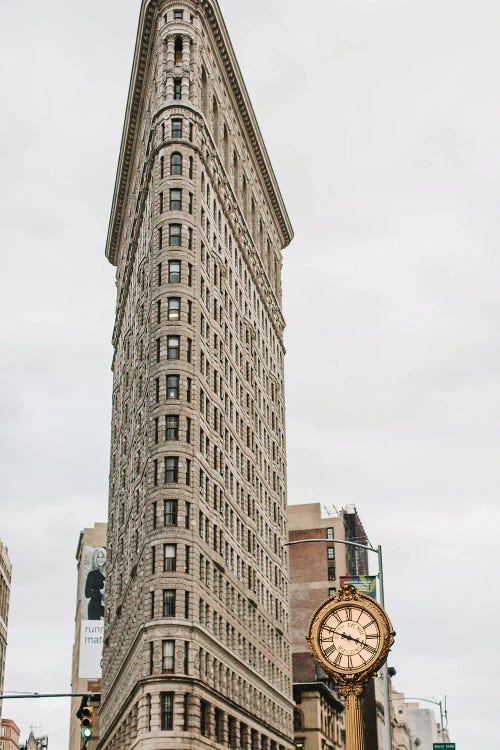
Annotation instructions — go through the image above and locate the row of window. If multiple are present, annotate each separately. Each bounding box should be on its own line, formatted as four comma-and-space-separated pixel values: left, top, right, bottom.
158, 223, 193, 249
152, 457, 191, 486
157, 259, 190, 285
154, 374, 191, 402
155, 335, 191, 362
155, 296, 192, 324
159, 188, 193, 213
152, 691, 286, 748
153, 415, 191, 444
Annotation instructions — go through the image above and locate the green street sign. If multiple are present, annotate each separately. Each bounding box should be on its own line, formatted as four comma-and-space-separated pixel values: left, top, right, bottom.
433, 744, 455, 750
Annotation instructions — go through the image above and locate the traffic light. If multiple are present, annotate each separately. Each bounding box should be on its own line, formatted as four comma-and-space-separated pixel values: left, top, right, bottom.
81, 705, 94, 739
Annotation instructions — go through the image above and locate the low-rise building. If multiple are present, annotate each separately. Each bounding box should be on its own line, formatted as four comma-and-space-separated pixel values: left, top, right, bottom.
0, 719, 20, 750
0, 541, 12, 722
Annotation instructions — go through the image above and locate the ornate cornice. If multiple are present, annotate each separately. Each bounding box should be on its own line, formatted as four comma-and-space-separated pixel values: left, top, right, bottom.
105, 0, 293, 266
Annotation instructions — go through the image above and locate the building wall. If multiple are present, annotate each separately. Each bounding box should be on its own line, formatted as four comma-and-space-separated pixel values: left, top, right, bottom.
69, 524, 107, 750
100, 1, 294, 749
0, 541, 12, 723
1, 719, 20, 750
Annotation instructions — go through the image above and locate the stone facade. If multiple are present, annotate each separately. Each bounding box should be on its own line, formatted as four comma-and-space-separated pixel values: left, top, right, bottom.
99, 2, 294, 749
69, 523, 107, 750
0, 541, 12, 723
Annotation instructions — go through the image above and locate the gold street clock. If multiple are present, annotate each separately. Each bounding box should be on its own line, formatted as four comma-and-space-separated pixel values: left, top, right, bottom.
306, 584, 395, 750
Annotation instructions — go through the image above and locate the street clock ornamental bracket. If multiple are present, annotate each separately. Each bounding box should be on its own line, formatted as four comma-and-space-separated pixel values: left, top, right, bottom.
306, 584, 396, 750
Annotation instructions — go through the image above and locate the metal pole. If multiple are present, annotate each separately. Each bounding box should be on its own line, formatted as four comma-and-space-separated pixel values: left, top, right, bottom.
377, 545, 393, 750
439, 700, 444, 738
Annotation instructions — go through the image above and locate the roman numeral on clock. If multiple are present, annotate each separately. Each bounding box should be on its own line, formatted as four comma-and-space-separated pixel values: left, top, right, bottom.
323, 644, 337, 658
363, 644, 377, 655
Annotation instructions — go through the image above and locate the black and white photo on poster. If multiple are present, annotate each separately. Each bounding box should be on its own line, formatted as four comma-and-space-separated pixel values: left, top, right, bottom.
81, 545, 106, 621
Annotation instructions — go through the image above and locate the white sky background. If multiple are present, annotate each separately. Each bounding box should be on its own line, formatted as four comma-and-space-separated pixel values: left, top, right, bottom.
0, 0, 498, 745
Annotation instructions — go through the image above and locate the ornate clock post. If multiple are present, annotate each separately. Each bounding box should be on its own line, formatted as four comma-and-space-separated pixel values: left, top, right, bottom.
306, 584, 395, 750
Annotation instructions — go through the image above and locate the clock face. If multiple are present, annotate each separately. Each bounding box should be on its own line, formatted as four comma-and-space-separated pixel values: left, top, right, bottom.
318, 604, 381, 673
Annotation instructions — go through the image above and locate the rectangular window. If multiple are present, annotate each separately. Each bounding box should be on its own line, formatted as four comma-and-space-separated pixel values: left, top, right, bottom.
155, 377, 160, 403
166, 415, 179, 441
165, 457, 179, 483
185, 458, 191, 486
189, 122, 194, 141
170, 188, 182, 211
168, 260, 181, 283
158, 226, 163, 249
149, 641, 154, 675
326, 527, 334, 540
185, 545, 191, 573
187, 300, 192, 324
173, 79, 182, 100
164, 499, 178, 526
186, 417, 192, 443
164, 544, 177, 571
215, 709, 223, 742
187, 338, 192, 363
184, 590, 190, 618
163, 589, 176, 617
150, 591, 155, 619
169, 223, 182, 246
188, 227, 193, 249
160, 156, 164, 179
188, 263, 193, 286
188, 192, 193, 214
158, 262, 162, 286
159, 191, 164, 213
172, 118, 183, 138
168, 297, 181, 321
185, 502, 191, 529
167, 335, 180, 359
183, 640, 189, 674
200, 700, 208, 736
156, 338, 161, 362
328, 587, 337, 597
161, 692, 174, 731
162, 640, 175, 672
167, 375, 180, 399
328, 566, 336, 581
174, 9, 184, 19
186, 377, 192, 402
151, 545, 156, 574
327, 547, 335, 560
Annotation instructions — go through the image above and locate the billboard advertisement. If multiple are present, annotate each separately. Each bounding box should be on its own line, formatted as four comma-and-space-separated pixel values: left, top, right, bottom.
340, 574, 378, 600
79, 546, 106, 679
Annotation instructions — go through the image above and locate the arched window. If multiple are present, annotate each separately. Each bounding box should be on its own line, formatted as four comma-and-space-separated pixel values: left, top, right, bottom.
201, 67, 208, 115
171, 152, 183, 175
174, 36, 183, 65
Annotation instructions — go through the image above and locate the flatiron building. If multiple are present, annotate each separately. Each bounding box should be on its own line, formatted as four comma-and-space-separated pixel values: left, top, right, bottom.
100, 2, 294, 749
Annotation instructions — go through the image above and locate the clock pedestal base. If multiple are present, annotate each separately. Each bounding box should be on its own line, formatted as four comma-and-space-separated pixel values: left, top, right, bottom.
340, 685, 365, 750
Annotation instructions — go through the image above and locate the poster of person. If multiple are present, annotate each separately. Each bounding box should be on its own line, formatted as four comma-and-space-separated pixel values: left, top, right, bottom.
79, 546, 106, 679
81, 546, 106, 620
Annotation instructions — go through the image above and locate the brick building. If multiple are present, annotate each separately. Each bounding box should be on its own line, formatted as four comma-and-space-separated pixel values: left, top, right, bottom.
99, 1, 294, 749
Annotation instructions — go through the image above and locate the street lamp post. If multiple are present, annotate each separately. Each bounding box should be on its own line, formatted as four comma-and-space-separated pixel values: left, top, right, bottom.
392, 695, 448, 740
285, 538, 393, 750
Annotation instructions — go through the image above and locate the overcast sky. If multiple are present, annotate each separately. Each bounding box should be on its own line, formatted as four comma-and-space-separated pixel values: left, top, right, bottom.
1, 0, 498, 746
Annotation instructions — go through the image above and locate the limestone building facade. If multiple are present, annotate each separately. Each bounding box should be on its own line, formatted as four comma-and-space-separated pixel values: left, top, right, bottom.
0, 540, 12, 723
100, 2, 294, 749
